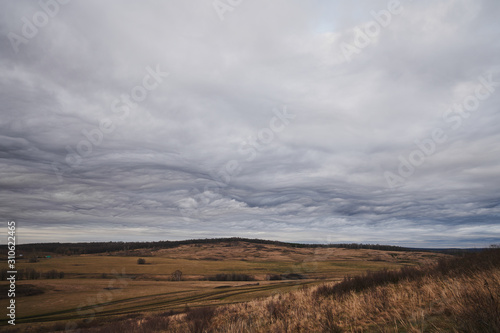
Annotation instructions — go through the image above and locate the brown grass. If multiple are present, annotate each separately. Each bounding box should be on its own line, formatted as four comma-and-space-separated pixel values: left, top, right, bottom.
157, 269, 496, 333
151, 241, 443, 264
6, 249, 498, 332
0, 244, 457, 332
158, 248, 500, 332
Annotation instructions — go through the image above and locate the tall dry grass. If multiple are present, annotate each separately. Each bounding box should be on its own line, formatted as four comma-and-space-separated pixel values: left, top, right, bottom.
49, 248, 499, 332
162, 248, 500, 332
171, 269, 496, 333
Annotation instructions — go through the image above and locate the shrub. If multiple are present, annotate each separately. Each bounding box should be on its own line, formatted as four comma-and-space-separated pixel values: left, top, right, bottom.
453, 277, 500, 332
282, 273, 308, 280
185, 307, 216, 333
266, 273, 308, 281
315, 248, 500, 300
0, 284, 44, 298
314, 266, 425, 299
44, 269, 64, 279
207, 273, 255, 281
137, 258, 146, 265
22, 268, 41, 280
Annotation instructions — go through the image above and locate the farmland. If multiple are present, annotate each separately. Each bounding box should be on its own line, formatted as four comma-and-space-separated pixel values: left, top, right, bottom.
0, 240, 445, 331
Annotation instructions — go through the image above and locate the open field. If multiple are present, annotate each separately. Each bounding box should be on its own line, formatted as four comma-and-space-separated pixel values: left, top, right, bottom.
4, 279, 319, 323
11, 254, 409, 280
0, 241, 448, 331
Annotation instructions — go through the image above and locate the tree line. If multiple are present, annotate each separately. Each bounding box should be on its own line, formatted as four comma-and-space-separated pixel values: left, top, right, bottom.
12, 237, 422, 255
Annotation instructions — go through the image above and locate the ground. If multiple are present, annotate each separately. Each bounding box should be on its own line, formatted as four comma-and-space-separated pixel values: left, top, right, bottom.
0, 241, 446, 331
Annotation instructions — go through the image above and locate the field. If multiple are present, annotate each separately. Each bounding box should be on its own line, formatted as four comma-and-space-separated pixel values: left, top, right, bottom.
0, 241, 445, 331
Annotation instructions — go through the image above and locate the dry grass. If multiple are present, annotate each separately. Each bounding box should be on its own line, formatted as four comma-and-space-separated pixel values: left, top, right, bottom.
11, 253, 409, 280
151, 242, 442, 265
2, 278, 316, 323
0, 243, 451, 331
158, 270, 499, 332
159, 249, 500, 332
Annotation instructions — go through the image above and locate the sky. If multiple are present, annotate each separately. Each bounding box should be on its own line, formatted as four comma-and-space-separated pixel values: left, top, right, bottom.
1, 0, 499, 247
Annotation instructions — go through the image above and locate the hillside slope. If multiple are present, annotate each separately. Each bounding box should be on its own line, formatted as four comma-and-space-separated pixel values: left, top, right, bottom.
149, 241, 443, 264
128, 248, 500, 332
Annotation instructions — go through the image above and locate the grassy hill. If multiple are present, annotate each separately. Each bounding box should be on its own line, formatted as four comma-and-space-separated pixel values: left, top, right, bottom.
162, 247, 500, 332
2, 240, 496, 332
29, 247, 498, 333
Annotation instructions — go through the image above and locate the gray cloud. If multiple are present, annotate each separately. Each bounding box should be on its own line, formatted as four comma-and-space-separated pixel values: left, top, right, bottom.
1, 0, 499, 247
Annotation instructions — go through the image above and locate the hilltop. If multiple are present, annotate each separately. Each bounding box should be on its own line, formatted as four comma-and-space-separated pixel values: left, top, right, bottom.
85, 247, 500, 332
12, 237, 414, 256
1, 239, 486, 332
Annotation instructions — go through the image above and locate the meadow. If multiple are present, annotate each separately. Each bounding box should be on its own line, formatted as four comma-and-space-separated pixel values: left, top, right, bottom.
0, 240, 444, 331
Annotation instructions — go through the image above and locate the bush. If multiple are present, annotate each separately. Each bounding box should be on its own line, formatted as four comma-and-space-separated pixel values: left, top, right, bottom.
137, 258, 146, 265
21, 268, 41, 280
454, 277, 500, 333
0, 284, 44, 299
185, 307, 216, 333
266, 273, 308, 281
314, 266, 425, 299
44, 269, 64, 279
283, 273, 308, 280
315, 248, 500, 300
207, 273, 255, 281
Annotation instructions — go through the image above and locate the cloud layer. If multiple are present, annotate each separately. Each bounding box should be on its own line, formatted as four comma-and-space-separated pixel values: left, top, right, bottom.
1, 0, 499, 247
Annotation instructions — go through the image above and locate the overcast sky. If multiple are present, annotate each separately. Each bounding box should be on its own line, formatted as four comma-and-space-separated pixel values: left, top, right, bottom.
1, 0, 499, 247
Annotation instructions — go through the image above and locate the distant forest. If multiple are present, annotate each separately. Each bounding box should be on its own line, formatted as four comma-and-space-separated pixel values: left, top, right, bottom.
8, 237, 475, 256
